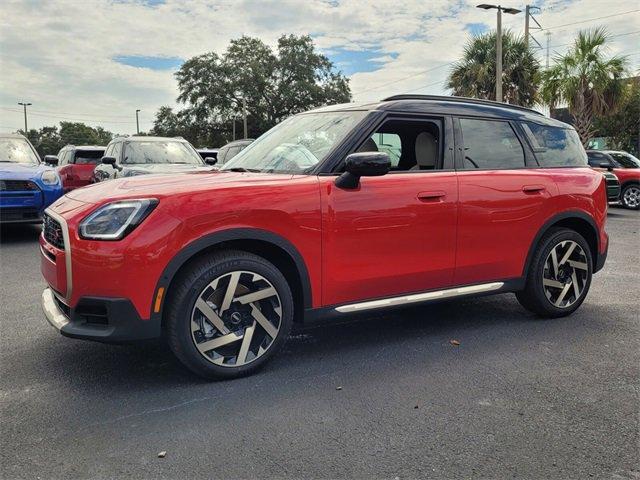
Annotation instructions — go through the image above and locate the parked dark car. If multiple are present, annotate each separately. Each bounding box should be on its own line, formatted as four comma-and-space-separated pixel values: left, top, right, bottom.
0, 133, 63, 223
196, 148, 219, 164
216, 139, 253, 166
587, 150, 640, 209
41, 95, 609, 380
49, 145, 105, 191
92, 136, 209, 182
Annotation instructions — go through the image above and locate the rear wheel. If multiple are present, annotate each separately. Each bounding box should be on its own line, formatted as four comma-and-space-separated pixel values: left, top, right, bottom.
166, 250, 293, 379
517, 228, 592, 318
621, 184, 640, 210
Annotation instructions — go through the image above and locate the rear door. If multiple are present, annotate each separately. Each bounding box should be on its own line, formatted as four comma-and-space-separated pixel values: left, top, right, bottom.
454, 117, 557, 285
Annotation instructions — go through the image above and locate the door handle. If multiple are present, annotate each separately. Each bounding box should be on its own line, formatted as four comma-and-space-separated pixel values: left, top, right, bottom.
522, 185, 546, 193
417, 191, 446, 201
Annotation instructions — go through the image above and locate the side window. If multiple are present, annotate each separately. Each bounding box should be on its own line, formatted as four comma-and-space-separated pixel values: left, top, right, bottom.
217, 147, 228, 164
521, 122, 587, 167
57, 149, 66, 165
226, 146, 242, 162
104, 144, 114, 158
356, 119, 442, 172
111, 143, 122, 163
587, 152, 605, 167
372, 133, 401, 167
459, 118, 525, 170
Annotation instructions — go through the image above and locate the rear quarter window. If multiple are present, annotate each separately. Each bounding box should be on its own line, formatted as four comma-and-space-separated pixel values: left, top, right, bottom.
522, 122, 587, 167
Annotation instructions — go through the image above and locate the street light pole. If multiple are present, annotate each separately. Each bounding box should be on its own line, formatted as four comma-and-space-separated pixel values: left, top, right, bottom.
242, 98, 247, 139
18, 102, 32, 132
496, 7, 502, 103
476, 4, 521, 103
135, 109, 141, 135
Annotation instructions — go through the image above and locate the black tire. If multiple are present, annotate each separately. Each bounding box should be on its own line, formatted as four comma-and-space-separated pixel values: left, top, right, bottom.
516, 228, 593, 318
165, 250, 294, 380
621, 184, 640, 210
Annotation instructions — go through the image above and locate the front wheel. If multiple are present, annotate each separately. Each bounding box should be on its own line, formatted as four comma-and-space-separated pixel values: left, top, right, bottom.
621, 184, 640, 210
516, 228, 593, 318
165, 250, 294, 379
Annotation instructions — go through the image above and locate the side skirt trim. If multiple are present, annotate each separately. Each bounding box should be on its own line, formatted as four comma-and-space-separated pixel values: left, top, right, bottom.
335, 282, 505, 313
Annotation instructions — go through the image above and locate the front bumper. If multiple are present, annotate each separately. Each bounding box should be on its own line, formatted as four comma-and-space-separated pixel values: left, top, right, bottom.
42, 288, 161, 343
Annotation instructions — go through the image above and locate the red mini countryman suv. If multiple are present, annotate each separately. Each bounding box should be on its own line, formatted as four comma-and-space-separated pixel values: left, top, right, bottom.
41, 95, 609, 379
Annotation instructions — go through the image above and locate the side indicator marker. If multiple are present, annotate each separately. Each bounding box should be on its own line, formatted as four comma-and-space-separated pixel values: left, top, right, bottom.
154, 287, 165, 313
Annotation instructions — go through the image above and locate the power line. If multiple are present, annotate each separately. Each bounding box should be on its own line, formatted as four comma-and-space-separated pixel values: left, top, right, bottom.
0, 107, 147, 125
541, 9, 640, 31
352, 62, 454, 96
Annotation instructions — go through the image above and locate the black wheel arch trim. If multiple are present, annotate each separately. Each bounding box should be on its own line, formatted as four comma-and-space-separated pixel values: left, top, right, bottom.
150, 228, 313, 323
522, 210, 603, 278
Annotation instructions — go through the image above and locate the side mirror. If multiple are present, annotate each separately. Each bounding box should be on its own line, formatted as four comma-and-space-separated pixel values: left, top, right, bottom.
204, 157, 217, 165
101, 156, 122, 171
335, 152, 391, 189
44, 155, 58, 166
599, 162, 613, 171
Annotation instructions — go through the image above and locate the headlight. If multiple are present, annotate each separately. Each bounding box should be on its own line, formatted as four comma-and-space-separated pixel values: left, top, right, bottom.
79, 199, 158, 240
41, 170, 60, 185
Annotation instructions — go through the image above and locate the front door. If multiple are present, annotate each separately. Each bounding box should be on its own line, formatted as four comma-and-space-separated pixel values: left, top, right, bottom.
320, 116, 458, 307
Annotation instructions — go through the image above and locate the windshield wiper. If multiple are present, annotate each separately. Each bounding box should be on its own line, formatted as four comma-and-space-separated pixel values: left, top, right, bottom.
224, 167, 261, 173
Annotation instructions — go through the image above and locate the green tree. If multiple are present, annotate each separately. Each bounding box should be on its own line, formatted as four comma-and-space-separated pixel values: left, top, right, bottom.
448, 30, 540, 107
17, 122, 114, 157
58, 122, 112, 146
593, 79, 639, 154
163, 34, 351, 145
540, 28, 627, 146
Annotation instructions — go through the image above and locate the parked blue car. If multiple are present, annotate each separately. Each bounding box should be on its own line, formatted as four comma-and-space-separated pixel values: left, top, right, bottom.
0, 133, 64, 223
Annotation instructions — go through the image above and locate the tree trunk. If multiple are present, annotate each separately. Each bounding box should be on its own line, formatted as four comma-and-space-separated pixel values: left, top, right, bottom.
571, 108, 595, 148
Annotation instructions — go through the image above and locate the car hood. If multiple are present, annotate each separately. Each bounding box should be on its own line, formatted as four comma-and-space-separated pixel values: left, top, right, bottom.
121, 163, 211, 175
66, 171, 296, 204
0, 162, 52, 181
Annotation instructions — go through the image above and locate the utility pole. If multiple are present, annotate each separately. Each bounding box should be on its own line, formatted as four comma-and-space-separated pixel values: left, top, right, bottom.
525, 5, 529, 48
242, 98, 247, 139
524, 5, 542, 49
477, 4, 521, 103
232, 118, 236, 141
545, 31, 551, 68
135, 109, 141, 134
18, 102, 32, 132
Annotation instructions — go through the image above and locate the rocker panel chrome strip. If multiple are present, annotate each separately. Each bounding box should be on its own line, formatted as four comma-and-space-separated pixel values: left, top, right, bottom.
44, 208, 72, 301
335, 282, 505, 313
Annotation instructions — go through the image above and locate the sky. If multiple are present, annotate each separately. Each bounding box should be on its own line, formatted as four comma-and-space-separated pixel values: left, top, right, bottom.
1, 0, 638, 136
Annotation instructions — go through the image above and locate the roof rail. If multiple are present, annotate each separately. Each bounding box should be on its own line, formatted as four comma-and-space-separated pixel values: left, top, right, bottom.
382, 94, 544, 116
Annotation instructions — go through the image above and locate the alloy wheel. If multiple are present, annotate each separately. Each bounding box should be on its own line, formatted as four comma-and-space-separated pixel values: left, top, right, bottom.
623, 185, 640, 208
542, 240, 589, 308
190, 270, 282, 367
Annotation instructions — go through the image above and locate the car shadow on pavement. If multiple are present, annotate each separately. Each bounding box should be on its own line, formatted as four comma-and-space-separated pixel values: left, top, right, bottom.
0, 223, 42, 244
21, 292, 605, 395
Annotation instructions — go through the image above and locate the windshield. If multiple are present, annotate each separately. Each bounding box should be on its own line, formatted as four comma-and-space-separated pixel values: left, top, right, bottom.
221, 111, 368, 174
123, 141, 204, 165
609, 152, 640, 169
75, 150, 104, 165
0, 138, 39, 164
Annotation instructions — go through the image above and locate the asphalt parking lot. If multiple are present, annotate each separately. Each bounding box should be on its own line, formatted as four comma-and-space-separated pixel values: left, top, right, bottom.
0, 208, 638, 479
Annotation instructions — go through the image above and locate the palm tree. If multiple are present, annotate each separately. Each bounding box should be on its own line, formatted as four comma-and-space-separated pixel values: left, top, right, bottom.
448, 30, 540, 107
540, 28, 627, 146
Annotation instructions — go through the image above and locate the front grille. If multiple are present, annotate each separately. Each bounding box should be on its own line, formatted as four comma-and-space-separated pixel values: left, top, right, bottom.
43, 213, 65, 249
0, 180, 39, 191
0, 208, 40, 222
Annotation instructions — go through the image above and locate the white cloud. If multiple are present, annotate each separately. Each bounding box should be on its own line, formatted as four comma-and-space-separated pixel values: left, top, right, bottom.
0, 0, 638, 137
